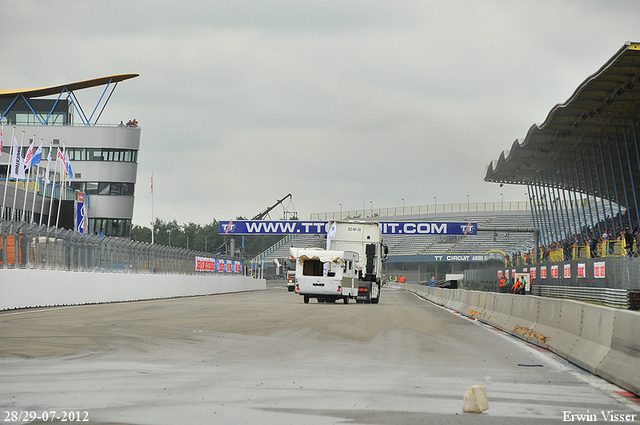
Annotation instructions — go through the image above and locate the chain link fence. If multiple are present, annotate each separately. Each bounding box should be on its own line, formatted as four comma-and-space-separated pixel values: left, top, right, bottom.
0, 219, 242, 275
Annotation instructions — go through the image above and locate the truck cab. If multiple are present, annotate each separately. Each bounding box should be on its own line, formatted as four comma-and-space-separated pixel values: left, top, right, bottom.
291, 248, 361, 304
326, 221, 388, 304
286, 257, 296, 292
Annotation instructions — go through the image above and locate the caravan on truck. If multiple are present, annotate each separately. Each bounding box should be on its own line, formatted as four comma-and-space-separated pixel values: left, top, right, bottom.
291, 220, 388, 304
290, 248, 360, 303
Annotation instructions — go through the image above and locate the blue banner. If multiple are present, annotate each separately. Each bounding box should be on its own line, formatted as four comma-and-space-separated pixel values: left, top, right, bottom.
76, 201, 86, 233
219, 221, 476, 236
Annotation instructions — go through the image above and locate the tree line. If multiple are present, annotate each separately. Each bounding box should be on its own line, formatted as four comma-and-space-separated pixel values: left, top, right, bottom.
130, 218, 283, 259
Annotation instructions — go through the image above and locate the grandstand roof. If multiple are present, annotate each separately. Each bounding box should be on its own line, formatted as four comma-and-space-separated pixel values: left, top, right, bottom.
484, 42, 640, 205
0, 74, 139, 99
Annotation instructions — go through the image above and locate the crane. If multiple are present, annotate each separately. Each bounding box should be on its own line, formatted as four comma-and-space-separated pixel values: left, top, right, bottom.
251, 193, 296, 220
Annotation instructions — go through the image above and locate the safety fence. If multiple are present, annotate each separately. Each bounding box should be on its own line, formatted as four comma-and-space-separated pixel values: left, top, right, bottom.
310, 201, 530, 220
463, 256, 640, 309
0, 219, 242, 275
505, 240, 631, 267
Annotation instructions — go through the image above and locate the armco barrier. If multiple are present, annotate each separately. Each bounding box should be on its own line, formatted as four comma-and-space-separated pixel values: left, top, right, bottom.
1, 269, 266, 310
401, 284, 640, 396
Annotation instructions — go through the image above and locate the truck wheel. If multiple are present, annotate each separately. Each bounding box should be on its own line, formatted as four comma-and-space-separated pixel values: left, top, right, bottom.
304, 295, 309, 304
288, 286, 294, 292
343, 297, 349, 304
371, 296, 379, 304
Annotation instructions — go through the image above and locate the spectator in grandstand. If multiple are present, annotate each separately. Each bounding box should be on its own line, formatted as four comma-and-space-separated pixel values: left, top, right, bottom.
624, 228, 634, 257
589, 237, 598, 258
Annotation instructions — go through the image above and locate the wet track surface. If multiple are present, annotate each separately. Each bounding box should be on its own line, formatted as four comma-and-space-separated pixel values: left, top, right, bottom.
1, 283, 638, 424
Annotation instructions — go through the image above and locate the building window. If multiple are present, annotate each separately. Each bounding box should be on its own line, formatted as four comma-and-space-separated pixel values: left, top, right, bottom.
98, 183, 110, 195
65, 148, 137, 162
88, 149, 102, 161
89, 218, 131, 237
122, 183, 134, 196
85, 182, 99, 194
77, 182, 135, 196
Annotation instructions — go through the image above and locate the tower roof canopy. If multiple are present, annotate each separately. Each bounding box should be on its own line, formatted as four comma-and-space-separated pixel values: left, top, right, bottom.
0, 74, 139, 99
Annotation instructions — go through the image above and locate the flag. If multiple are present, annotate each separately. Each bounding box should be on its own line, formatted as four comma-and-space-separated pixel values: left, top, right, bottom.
326, 221, 337, 250
10, 136, 25, 179
23, 140, 35, 168
31, 143, 43, 167
56, 147, 65, 165
64, 151, 73, 181
56, 147, 68, 182
45, 147, 52, 184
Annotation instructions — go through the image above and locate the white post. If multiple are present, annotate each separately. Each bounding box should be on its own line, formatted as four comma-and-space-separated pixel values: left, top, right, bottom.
30, 138, 43, 223
22, 134, 36, 221
39, 140, 53, 226
11, 131, 25, 220
55, 143, 66, 229
1, 126, 15, 220
151, 171, 155, 244
47, 146, 61, 227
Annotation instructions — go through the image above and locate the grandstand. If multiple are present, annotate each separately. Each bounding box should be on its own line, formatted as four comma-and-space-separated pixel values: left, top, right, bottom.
251, 205, 537, 265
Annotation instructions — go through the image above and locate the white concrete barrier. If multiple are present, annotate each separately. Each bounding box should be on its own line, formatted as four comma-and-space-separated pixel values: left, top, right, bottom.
1, 269, 266, 310
400, 284, 640, 396
597, 310, 640, 395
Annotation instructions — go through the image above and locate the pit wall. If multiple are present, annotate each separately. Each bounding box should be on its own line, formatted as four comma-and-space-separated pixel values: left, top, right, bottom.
1, 269, 266, 311
401, 284, 640, 396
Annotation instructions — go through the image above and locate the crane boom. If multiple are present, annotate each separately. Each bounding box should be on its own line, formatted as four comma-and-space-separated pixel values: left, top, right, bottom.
251, 193, 293, 220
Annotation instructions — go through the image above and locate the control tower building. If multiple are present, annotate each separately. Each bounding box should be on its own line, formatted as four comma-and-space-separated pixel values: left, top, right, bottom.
0, 74, 140, 237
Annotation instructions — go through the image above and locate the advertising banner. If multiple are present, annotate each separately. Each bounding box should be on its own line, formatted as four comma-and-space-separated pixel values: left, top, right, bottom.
76, 192, 87, 233
515, 272, 530, 292
196, 257, 242, 273
577, 263, 586, 278
219, 220, 477, 236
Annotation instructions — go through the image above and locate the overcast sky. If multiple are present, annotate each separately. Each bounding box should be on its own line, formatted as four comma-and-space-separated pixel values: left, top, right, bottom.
2, 1, 639, 226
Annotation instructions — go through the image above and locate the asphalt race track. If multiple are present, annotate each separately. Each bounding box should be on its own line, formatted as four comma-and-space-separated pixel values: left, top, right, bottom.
1, 283, 638, 424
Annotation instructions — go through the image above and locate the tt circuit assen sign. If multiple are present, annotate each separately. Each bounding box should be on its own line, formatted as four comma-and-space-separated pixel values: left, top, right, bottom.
219, 221, 477, 236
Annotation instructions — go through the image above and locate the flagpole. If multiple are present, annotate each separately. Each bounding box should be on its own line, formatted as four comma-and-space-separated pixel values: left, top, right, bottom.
22, 134, 36, 222
30, 138, 43, 223
55, 142, 66, 229
47, 146, 61, 227
1, 126, 15, 220
11, 131, 25, 221
40, 140, 53, 225
151, 171, 154, 244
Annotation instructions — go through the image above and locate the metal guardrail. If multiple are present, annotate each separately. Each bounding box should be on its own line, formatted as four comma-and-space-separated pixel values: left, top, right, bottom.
532, 285, 630, 308
0, 219, 240, 275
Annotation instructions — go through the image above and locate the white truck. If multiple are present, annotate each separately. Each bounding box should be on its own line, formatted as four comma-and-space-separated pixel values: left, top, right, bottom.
286, 257, 296, 292
291, 221, 388, 304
